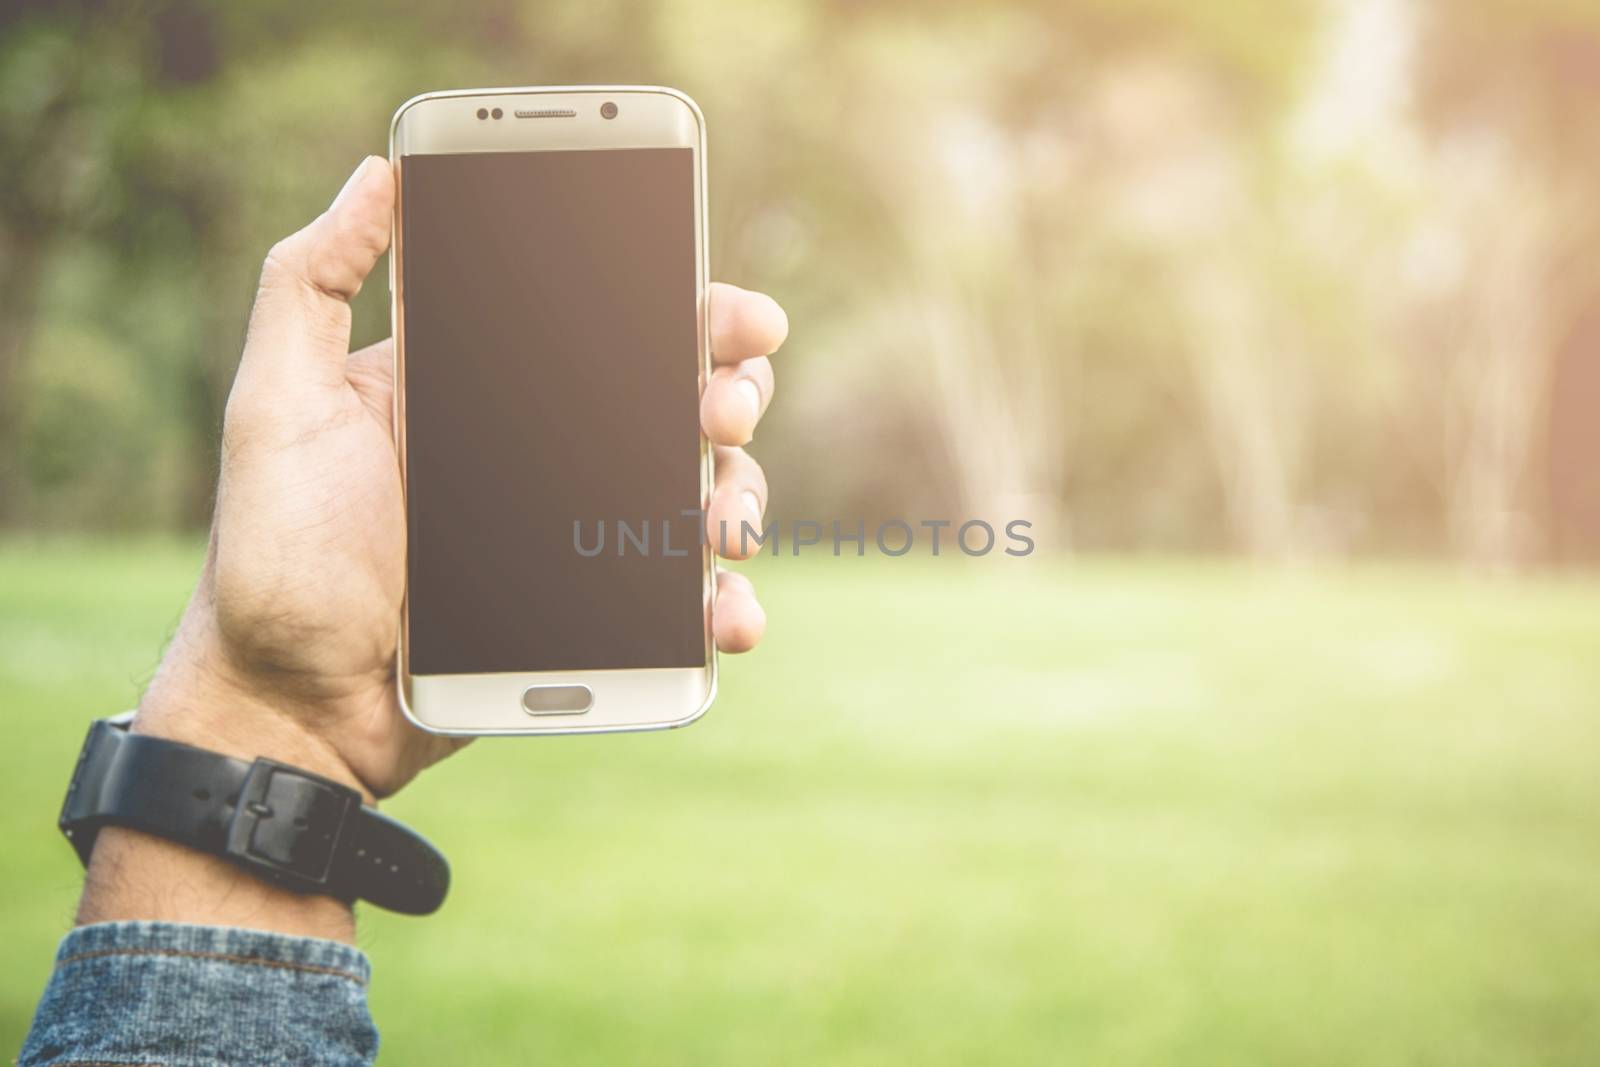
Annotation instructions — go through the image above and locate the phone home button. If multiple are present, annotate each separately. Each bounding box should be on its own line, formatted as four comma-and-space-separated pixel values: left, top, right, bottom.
521, 684, 594, 716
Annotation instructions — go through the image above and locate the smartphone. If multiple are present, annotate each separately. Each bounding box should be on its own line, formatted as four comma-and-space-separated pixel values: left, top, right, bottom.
390, 86, 715, 735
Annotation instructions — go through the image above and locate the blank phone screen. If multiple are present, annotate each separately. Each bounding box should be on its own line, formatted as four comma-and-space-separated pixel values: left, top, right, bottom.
400, 148, 705, 675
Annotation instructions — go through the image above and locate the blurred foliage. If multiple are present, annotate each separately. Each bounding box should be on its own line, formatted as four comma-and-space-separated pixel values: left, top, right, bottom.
1, 0, 1597, 562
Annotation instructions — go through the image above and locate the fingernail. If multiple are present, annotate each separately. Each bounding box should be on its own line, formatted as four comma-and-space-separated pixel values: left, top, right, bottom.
331, 156, 380, 210
741, 491, 763, 525
736, 378, 762, 425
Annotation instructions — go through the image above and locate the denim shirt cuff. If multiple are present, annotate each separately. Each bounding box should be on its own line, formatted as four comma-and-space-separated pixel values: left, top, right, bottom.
19, 921, 378, 1067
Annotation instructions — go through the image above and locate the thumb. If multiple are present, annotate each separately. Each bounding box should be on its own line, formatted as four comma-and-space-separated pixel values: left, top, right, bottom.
238, 156, 394, 391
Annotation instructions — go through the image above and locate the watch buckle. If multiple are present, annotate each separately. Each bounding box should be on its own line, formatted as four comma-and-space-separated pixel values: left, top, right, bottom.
224, 758, 361, 891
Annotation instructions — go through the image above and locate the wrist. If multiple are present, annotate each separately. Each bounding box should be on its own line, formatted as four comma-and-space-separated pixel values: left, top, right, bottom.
135, 591, 374, 804
75, 592, 371, 943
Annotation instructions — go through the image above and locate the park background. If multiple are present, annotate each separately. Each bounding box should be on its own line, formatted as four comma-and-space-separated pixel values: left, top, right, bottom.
3, 0, 1599, 1063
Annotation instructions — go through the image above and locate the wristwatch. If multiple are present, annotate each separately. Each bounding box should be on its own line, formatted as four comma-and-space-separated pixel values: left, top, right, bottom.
59, 715, 449, 915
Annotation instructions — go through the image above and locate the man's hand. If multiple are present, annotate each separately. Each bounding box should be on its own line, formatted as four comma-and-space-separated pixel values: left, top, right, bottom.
77, 156, 787, 939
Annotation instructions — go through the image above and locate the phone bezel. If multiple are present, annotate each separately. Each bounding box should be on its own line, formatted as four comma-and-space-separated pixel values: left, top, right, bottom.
389, 86, 716, 736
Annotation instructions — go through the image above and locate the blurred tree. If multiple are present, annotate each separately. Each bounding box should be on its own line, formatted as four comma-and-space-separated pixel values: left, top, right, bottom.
0, 0, 1593, 565
1409, 0, 1600, 564
0, 5, 137, 521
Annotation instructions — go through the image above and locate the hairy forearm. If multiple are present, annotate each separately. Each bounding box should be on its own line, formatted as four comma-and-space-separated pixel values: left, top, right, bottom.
77, 827, 356, 941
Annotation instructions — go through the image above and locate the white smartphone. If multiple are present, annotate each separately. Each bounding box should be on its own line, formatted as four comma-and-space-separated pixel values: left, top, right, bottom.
390, 86, 715, 735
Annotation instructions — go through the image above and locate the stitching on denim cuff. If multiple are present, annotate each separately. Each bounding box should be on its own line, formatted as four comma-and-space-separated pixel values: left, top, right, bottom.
57, 947, 367, 986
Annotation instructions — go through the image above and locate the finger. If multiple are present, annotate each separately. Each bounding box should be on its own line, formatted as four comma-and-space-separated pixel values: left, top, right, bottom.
238, 157, 395, 392
710, 282, 788, 366
706, 446, 769, 560
700, 356, 774, 446
714, 569, 766, 653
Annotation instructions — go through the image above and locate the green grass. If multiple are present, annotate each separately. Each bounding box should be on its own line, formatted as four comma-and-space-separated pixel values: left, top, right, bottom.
4, 540, 1600, 1064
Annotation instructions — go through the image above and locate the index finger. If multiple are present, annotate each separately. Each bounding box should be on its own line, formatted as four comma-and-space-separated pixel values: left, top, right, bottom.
710, 282, 788, 366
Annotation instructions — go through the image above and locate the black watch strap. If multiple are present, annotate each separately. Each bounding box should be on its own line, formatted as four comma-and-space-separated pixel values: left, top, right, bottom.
59, 717, 449, 916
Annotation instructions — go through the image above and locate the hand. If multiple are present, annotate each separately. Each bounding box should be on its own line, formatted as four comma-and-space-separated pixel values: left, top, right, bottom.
78, 156, 787, 938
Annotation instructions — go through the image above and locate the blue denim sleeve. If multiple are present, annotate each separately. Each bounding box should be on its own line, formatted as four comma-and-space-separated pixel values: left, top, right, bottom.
18, 921, 378, 1067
